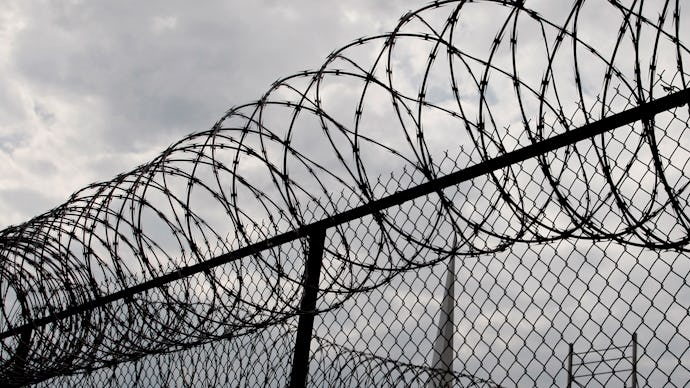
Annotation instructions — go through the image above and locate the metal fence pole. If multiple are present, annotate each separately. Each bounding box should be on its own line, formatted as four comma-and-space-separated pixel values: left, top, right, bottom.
289, 228, 327, 388
567, 343, 573, 388
632, 332, 638, 388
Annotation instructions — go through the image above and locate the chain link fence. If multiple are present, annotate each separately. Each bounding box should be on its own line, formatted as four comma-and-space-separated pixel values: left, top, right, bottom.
3, 0, 690, 386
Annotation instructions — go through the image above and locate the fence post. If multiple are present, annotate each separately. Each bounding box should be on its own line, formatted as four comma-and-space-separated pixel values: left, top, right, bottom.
632, 332, 638, 388
289, 228, 327, 388
567, 343, 573, 388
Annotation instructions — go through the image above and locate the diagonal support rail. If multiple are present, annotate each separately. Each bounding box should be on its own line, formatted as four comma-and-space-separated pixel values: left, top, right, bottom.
1, 87, 689, 340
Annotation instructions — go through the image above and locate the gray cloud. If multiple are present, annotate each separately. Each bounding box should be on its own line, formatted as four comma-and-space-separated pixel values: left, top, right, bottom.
0, 0, 421, 227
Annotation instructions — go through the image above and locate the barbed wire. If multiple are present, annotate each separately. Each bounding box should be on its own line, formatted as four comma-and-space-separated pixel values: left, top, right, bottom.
2, 0, 689, 386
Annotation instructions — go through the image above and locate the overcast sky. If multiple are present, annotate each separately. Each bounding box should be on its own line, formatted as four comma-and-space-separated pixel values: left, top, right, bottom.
3, 1, 689, 386
0, 0, 423, 228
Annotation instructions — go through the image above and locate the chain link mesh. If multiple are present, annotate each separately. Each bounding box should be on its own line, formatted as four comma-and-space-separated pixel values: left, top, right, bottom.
2, 0, 690, 386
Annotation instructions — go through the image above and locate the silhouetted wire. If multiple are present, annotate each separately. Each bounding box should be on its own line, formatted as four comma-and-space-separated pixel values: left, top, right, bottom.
1, 0, 689, 386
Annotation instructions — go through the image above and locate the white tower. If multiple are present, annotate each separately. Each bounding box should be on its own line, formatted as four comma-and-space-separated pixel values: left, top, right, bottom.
428, 257, 455, 388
